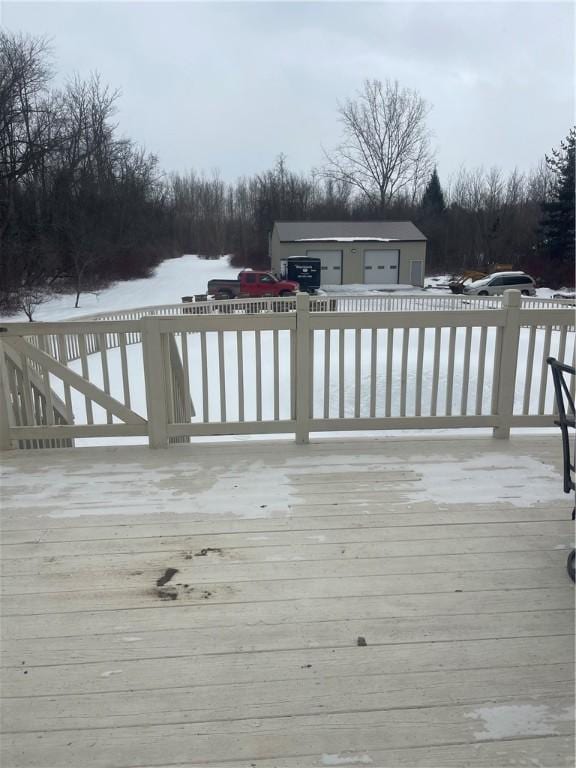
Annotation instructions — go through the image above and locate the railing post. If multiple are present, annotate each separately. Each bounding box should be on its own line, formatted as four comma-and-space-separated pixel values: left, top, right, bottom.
0, 340, 15, 450
493, 289, 522, 439
295, 292, 311, 444
141, 315, 169, 448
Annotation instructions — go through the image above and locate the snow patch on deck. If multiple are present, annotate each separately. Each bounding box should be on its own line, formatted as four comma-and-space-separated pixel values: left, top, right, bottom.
321, 753, 373, 766
404, 454, 561, 508
465, 703, 566, 740
0, 455, 297, 519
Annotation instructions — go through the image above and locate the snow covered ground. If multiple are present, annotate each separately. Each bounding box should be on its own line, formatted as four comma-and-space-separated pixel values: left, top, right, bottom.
322, 282, 427, 295
0, 255, 239, 323
2, 254, 572, 322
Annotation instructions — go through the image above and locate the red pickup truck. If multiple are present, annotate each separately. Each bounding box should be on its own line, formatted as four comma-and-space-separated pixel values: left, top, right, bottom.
207, 270, 299, 299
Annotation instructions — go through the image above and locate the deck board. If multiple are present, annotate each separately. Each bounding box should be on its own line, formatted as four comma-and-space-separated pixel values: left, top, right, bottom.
1, 435, 574, 767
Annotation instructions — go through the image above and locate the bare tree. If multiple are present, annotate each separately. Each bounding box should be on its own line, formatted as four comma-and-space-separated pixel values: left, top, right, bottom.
0, 32, 54, 187
323, 79, 434, 213
0, 32, 59, 253
527, 159, 554, 203
17, 286, 50, 321
505, 168, 526, 207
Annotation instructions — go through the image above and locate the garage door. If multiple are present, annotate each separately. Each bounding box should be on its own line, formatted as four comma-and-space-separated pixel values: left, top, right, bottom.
364, 250, 400, 284
306, 250, 342, 285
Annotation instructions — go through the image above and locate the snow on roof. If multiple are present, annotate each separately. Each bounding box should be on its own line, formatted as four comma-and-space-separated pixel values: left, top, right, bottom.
275, 221, 426, 241
294, 237, 400, 243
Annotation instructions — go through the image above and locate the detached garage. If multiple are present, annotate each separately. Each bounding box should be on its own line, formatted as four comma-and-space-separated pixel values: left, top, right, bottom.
270, 221, 427, 287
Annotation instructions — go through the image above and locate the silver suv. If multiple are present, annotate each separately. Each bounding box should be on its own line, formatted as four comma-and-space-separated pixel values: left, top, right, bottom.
464, 271, 536, 296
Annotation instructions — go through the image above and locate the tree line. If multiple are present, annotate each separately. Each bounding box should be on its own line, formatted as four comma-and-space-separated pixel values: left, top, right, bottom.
0, 32, 171, 315
1, 32, 573, 317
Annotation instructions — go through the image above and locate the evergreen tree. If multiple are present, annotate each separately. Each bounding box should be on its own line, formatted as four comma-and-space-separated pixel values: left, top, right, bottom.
421, 168, 445, 214
418, 168, 446, 271
539, 128, 575, 265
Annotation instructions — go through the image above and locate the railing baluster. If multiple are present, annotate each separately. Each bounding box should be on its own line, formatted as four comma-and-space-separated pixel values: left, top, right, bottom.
162, 332, 175, 426
7, 361, 21, 426
78, 335, 94, 424
475, 326, 488, 415
571, 342, 576, 403
57, 335, 73, 419
200, 331, 209, 423
445, 327, 456, 416
180, 331, 191, 416
430, 328, 441, 417
33, 383, 42, 427
290, 329, 296, 420
369, 328, 378, 418
557, 322, 568, 357
338, 329, 345, 418
255, 330, 262, 422
237, 331, 244, 423
324, 329, 331, 419
273, 329, 279, 421
400, 328, 409, 417
309, 328, 315, 419
537, 326, 553, 415
354, 328, 361, 418
522, 326, 537, 415
39, 355, 55, 428
18, 350, 35, 429
460, 326, 472, 415
218, 330, 226, 423
98, 333, 112, 424
415, 327, 425, 417
490, 326, 504, 416
552, 327, 568, 417
119, 332, 131, 410
385, 328, 393, 417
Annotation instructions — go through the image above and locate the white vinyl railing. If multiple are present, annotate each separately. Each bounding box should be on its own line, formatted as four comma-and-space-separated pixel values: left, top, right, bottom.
77, 292, 574, 322
0, 290, 574, 449
30, 293, 574, 367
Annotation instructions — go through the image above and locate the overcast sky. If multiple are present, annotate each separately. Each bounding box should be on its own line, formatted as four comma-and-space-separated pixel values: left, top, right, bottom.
2, 1, 574, 184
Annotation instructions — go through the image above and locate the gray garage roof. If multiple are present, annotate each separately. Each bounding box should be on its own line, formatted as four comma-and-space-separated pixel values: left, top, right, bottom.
274, 221, 426, 242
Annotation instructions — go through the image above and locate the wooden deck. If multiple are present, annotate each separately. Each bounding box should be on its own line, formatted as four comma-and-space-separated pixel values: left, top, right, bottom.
1, 435, 574, 767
